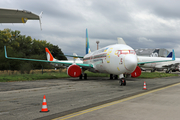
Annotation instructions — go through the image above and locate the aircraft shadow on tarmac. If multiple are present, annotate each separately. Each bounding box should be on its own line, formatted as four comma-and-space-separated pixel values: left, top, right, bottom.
66, 77, 139, 82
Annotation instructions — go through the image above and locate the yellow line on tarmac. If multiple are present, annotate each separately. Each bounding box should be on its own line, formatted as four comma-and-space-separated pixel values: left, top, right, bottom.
52, 82, 180, 120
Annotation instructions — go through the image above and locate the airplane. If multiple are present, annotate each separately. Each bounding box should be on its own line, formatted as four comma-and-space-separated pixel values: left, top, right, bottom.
139, 52, 180, 73
4, 29, 175, 86
0, 8, 43, 29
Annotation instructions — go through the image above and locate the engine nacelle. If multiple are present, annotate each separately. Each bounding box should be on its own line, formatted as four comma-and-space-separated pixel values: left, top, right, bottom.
67, 65, 82, 77
131, 66, 141, 78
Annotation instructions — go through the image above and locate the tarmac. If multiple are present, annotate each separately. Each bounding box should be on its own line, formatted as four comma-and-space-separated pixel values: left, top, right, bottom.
0, 74, 180, 120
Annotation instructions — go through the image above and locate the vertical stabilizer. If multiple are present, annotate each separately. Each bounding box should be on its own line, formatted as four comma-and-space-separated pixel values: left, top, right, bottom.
45, 48, 56, 61
167, 49, 175, 60
166, 52, 172, 58
86, 29, 91, 54
117, 37, 126, 44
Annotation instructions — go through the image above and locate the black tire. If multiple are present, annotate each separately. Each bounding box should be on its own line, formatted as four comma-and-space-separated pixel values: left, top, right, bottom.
124, 79, 126, 86
119, 80, 122, 86
110, 74, 113, 79
119, 79, 126, 86
119, 79, 123, 86
79, 74, 83, 80
84, 73, 87, 80
114, 75, 118, 79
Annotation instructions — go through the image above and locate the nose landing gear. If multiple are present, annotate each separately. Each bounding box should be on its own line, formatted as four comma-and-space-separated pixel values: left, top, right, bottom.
110, 74, 127, 86
119, 78, 126, 86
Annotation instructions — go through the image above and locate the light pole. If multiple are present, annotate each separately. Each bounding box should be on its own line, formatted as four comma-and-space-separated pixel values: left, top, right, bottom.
96, 41, 99, 50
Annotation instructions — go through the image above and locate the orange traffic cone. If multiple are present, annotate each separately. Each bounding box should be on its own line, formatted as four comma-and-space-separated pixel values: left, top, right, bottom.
143, 81, 147, 90
40, 95, 49, 112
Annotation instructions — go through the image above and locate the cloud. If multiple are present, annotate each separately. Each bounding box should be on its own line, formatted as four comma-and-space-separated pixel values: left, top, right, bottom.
138, 37, 153, 42
1, 0, 180, 57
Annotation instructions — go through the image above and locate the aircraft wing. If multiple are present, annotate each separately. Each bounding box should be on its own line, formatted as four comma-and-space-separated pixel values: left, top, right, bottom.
137, 49, 175, 65
0, 8, 41, 23
0, 8, 43, 29
4, 46, 93, 69
137, 59, 175, 65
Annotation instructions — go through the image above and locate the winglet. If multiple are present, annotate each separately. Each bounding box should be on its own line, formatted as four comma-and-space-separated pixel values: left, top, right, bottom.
86, 28, 91, 54
45, 48, 54, 61
4, 46, 8, 58
172, 49, 175, 60
39, 11, 43, 30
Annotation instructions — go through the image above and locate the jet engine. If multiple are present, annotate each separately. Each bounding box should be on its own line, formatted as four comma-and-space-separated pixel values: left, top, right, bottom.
131, 66, 141, 77
67, 65, 82, 77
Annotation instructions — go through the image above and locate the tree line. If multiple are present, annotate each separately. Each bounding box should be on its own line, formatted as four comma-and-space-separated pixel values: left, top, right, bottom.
0, 28, 67, 72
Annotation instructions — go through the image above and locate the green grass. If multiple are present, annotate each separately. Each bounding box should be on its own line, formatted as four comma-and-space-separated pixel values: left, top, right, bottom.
0, 71, 109, 82
138, 72, 178, 78
0, 71, 178, 82
0, 72, 69, 82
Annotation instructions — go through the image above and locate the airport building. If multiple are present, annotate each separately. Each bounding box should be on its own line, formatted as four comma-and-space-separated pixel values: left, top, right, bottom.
135, 48, 170, 57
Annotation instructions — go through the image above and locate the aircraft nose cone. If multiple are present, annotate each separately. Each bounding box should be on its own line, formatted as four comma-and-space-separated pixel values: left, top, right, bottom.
124, 54, 137, 72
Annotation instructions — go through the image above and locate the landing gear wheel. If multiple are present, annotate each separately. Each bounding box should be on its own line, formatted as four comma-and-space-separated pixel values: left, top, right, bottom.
84, 73, 87, 80
151, 69, 156, 73
110, 74, 113, 79
124, 79, 126, 86
79, 74, 83, 80
166, 70, 171, 73
119, 79, 126, 86
114, 75, 118, 80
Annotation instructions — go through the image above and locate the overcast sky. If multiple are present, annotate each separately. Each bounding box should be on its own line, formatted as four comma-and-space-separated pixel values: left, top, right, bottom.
1, 0, 180, 58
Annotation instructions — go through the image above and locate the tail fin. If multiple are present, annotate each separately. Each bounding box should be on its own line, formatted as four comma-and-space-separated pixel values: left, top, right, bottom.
117, 37, 126, 44
86, 29, 91, 54
166, 52, 172, 58
45, 48, 56, 61
166, 50, 175, 61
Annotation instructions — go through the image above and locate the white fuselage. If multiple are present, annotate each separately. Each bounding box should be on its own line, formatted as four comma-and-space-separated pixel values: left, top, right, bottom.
83, 44, 137, 75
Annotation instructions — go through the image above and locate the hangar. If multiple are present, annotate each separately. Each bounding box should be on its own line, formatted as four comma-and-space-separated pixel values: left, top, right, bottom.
135, 48, 170, 57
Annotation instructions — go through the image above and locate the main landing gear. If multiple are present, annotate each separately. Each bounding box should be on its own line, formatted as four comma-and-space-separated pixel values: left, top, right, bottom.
166, 69, 171, 73
110, 74, 126, 86
110, 74, 118, 79
79, 73, 87, 80
151, 69, 156, 73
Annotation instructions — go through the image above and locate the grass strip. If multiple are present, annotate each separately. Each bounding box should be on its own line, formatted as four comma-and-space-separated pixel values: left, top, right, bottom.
138, 72, 178, 78
0, 71, 178, 82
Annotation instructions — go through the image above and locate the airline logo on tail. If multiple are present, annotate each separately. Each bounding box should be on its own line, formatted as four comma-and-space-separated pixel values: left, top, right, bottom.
86, 29, 91, 54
